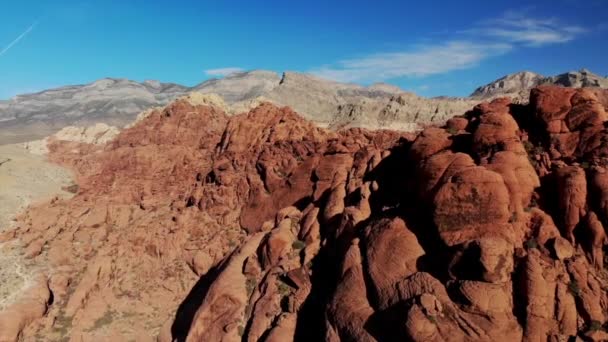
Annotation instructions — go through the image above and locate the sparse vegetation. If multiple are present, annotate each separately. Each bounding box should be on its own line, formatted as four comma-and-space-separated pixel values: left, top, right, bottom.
523, 141, 544, 169
277, 280, 291, 297
63, 183, 80, 194
246, 277, 257, 295
89, 310, 115, 331
588, 320, 604, 332
568, 280, 581, 297
292, 240, 306, 250
581, 161, 590, 169
529, 159, 539, 168
523, 141, 545, 155
426, 315, 438, 324
525, 198, 538, 212
238, 325, 245, 336
446, 127, 458, 135
524, 238, 538, 250
53, 310, 73, 338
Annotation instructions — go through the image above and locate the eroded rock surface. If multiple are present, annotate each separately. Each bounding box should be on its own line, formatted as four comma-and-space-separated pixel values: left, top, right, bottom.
4, 86, 608, 341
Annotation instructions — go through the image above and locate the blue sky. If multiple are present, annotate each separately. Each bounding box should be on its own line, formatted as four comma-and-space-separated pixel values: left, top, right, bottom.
0, 0, 607, 99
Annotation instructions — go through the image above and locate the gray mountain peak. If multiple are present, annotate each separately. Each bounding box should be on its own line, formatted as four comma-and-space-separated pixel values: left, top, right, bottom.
1, 68, 606, 145
470, 71, 545, 99
471, 69, 608, 99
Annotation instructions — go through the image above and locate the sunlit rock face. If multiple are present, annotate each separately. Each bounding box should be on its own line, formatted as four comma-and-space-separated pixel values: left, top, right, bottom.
3, 86, 608, 341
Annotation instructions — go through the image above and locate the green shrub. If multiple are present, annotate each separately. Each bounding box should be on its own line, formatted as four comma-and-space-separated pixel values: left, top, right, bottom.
246, 277, 257, 295
446, 127, 458, 135
277, 280, 291, 296
568, 280, 581, 297
524, 238, 538, 250
292, 240, 306, 250
588, 320, 603, 332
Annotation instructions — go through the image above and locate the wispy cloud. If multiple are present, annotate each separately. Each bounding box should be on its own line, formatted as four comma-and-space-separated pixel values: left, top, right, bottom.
0, 22, 38, 58
472, 12, 586, 46
205, 67, 244, 77
312, 12, 586, 83
313, 41, 511, 83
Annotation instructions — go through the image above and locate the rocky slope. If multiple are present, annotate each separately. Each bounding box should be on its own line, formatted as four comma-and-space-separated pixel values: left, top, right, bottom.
181, 86, 608, 342
470, 71, 544, 100
2, 86, 608, 341
0, 144, 74, 318
544, 69, 608, 89
471, 69, 608, 100
3, 69, 606, 145
0, 78, 187, 144
0, 71, 475, 144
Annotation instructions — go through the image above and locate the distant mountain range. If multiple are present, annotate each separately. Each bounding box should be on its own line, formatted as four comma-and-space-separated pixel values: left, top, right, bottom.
0, 69, 606, 144
470, 69, 608, 99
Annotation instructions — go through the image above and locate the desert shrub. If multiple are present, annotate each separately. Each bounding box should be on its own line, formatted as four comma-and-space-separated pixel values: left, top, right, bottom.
446, 127, 458, 135
292, 240, 306, 250
246, 277, 257, 295
63, 183, 79, 194
89, 310, 115, 331
277, 280, 291, 296
588, 320, 603, 332
524, 238, 538, 250
568, 280, 581, 297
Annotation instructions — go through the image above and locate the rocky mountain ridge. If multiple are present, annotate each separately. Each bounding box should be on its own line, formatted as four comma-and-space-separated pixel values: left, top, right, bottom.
2, 86, 608, 341
2, 69, 606, 145
471, 69, 608, 99
0, 71, 412, 144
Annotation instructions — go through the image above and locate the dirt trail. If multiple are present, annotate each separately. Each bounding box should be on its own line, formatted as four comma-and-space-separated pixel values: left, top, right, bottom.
0, 144, 74, 309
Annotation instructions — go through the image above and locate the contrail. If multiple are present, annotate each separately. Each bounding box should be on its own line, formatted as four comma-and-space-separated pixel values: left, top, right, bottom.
0, 22, 37, 57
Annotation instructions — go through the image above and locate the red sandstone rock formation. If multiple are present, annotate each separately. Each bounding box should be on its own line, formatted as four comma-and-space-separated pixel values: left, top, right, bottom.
3, 86, 608, 341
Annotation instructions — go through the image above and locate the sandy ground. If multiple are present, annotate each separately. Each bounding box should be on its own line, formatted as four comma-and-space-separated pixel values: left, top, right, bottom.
0, 144, 74, 309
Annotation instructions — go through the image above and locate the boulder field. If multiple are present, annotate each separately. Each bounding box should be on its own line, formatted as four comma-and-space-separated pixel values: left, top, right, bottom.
2, 86, 608, 341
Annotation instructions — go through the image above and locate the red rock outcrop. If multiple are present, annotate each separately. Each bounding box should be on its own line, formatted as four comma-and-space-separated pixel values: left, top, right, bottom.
531, 86, 608, 160
4, 86, 608, 341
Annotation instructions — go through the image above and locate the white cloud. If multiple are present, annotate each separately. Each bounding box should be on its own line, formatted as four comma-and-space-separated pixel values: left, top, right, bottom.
204, 67, 244, 77
475, 12, 586, 46
0, 22, 37, 58
312, 41, 511, 83
311, 12, 585, 83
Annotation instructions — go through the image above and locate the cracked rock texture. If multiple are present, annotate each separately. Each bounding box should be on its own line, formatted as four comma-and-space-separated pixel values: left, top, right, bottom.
3, 86, 608, 341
